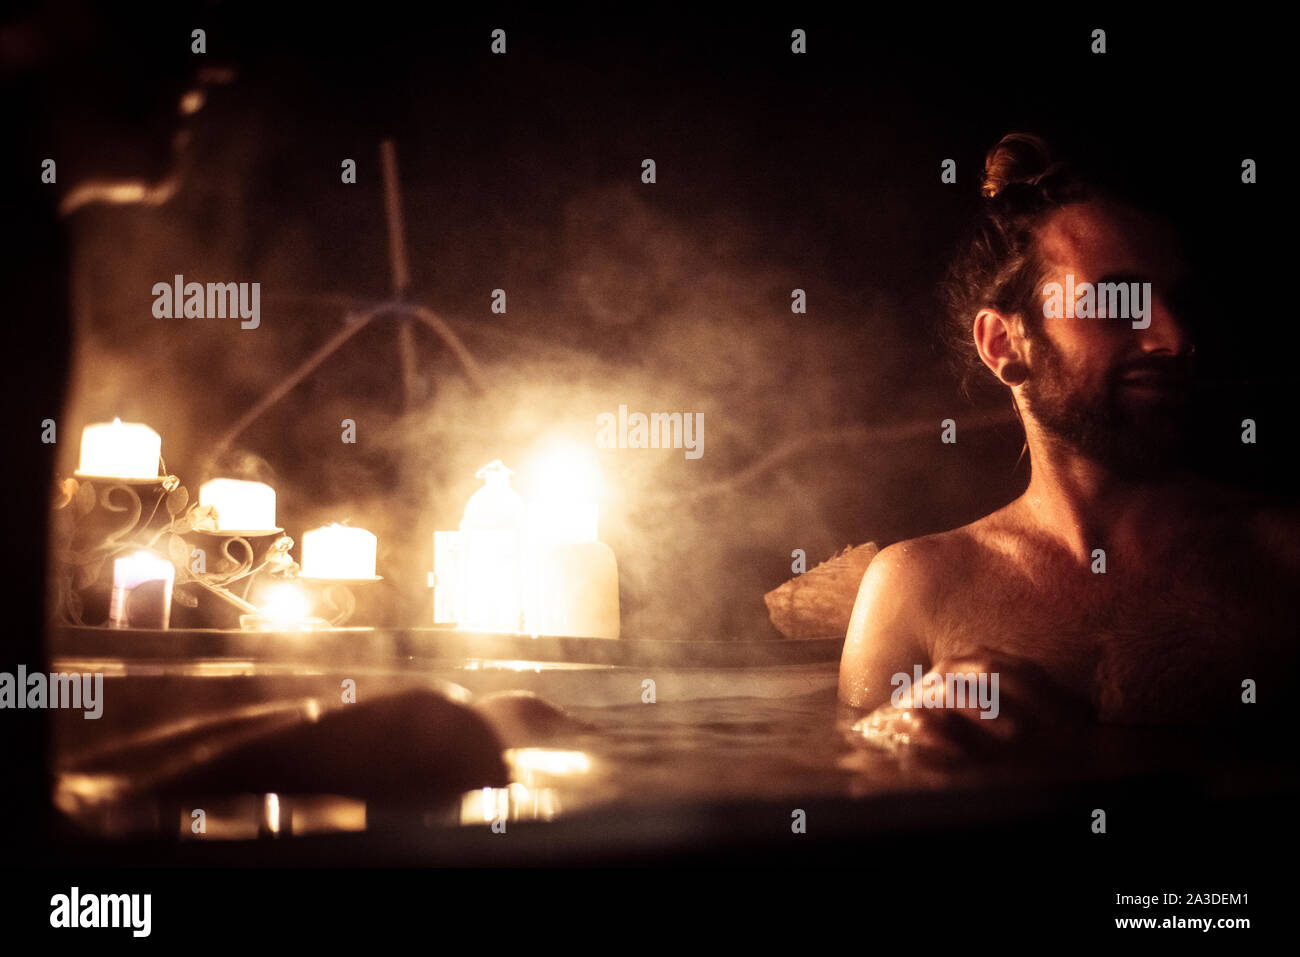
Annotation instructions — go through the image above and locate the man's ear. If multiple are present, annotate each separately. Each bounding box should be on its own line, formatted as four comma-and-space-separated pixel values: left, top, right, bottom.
973, 308, 1028, 386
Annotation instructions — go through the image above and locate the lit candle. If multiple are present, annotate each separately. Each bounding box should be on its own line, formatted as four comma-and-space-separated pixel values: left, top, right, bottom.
528, 540, 620, 639
301, 524, 377, 579
78, 419, 161, 480
260, 582, 311, 622
199, 479, 277, 532
109, 550, 175, 628
516, 443, 618, 637
527, 501, 599, 545
239, 582, 332, 632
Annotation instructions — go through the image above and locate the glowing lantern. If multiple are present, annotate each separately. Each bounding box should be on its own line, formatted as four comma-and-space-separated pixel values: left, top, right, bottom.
455, 460, 526, 633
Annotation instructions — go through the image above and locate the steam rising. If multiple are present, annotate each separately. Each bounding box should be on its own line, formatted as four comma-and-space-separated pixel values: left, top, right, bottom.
54, 87, 1021, 641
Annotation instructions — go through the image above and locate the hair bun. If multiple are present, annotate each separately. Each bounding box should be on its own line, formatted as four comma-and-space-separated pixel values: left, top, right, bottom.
981, 132, 1062, 198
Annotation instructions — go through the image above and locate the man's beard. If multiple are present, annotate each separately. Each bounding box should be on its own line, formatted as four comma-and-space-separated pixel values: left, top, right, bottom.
1020, 336, 1193, 478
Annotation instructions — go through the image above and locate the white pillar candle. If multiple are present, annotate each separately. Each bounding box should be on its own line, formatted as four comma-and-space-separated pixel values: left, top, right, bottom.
527, 501, 598, 545
109, 550, 175, 628
113, 550, 175, 589
301, 524, 377, 579
200, 479, 277, 531
525, 541, 620, 639
78, 419, 161, 480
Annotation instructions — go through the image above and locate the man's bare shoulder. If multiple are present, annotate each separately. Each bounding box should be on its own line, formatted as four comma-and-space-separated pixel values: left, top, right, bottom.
869, 502, 1024, 594
839, 504, 1024, 709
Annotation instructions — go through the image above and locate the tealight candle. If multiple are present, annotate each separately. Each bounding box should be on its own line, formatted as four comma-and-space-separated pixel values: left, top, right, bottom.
78, 419, 161, 480
301, 524, 377, 579
199, 479, 277, 532
259, 582, 311, 621
238, 582, 333, 632
109, 550, 175, 628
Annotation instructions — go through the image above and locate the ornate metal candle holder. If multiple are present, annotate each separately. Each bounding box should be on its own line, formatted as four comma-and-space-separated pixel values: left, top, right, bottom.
49, 469, 323, 628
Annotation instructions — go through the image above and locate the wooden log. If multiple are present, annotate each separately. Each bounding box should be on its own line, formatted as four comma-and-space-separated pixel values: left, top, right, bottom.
764, 542, 879, 639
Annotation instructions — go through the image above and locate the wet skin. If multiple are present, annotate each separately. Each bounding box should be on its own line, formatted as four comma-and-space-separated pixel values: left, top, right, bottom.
838, 200, 1300, 749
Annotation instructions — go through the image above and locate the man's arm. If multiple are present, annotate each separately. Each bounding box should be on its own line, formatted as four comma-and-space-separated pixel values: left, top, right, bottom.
841, 538, 1094, 752
837, 543, 931, 710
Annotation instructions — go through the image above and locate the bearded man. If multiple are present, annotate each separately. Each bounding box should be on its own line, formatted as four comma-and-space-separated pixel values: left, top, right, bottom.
837, 133, 1299, 751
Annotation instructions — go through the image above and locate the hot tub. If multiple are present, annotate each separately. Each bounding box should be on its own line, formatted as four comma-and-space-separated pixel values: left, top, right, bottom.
45, 623, 1297, 895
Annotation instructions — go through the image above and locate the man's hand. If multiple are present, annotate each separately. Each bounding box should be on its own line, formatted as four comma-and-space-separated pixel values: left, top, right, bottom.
850, 648, 1093, 759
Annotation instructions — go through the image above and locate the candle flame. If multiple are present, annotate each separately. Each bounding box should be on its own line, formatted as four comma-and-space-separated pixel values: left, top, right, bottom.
524, 440, 602, 503
260, 583, 311, 622
522, 441, 602, 544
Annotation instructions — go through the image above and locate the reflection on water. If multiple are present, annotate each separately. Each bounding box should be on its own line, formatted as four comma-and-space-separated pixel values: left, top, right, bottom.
559, 690, 858, 803
55, 779, 370, 839
505, 747, 593, 781
459, 783, 562, 825
460, 659, 610, 673
455, 748, 594, 826
55, 690, 860, 837
53, 680, 1288, 842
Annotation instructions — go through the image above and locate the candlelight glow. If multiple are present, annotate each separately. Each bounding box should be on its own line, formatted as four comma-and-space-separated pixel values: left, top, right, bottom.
504, 748, 592, 777
525, 441, 602, 511
263, 793, 282, 836
109, 550, 175, 629
77, 418, 161, 480
527, 441, 602, 500
432, 454, 619, 637
301, 524, 377, 579
259, 583, 311, 622
528, 502, 598, 546
458, 530, 521, 631
199, 479, 277, 532
524, 440, 601, 544
453, 462, 525, 632
458, 782, 560, 825
112, 550, 175, 590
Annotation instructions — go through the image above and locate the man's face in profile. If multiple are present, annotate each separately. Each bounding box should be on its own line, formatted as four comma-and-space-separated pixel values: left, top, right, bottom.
1019, 199, 1196, 475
